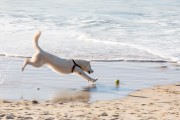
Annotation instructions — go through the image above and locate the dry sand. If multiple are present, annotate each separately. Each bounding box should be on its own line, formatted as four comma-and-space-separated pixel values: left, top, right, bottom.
0, 83, 179, 120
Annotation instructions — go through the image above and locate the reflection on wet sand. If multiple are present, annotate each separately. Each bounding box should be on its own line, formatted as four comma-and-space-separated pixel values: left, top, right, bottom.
52, 84, 96, 103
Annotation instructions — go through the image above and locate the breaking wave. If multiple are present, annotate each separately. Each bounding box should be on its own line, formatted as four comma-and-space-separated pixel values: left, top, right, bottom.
0, 53, 169, 63
0, 53, 30, 58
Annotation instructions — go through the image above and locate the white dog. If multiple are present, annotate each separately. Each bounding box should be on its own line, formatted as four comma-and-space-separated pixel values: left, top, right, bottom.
22, 31, 98, 82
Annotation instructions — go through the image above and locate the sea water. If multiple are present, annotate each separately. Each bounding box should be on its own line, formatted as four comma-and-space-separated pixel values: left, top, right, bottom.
0, 0, 180, 61
0, 0, 180, 101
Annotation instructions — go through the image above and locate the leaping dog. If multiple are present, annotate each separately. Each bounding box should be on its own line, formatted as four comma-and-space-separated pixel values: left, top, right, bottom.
22, 31, 98, 82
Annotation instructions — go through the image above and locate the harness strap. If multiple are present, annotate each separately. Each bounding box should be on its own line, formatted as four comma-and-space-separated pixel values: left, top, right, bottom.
72, 59, 81, 72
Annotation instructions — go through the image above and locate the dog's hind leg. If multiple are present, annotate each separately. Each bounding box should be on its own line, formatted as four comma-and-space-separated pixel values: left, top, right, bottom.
22, 58, 30, 71
74, 67, 98, 82
22, 56, 44, 71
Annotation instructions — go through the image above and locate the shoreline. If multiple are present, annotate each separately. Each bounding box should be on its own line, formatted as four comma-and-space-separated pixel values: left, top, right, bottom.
1, 57, 180, 102
0, 83, 179, 120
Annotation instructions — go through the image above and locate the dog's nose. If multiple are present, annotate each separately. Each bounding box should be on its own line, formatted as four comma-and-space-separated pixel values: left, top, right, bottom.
88, 70, 93, 74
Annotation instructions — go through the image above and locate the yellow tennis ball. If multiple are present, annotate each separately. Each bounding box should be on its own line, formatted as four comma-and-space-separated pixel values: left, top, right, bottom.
115, 79, 119, 85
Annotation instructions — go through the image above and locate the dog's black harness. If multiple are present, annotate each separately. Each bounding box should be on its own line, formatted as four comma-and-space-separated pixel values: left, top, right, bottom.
72, 59, 81, 72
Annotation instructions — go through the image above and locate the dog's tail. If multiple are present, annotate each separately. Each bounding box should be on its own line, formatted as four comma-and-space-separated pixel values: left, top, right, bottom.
33, 31, 41, 51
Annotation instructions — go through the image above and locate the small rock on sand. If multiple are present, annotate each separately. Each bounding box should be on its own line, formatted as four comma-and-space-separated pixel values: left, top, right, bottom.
99, 112, 108, 116
32, 100, 39, 104
0, 114, 5, 117
45, 117, 54, 120
6, 113, 15, 119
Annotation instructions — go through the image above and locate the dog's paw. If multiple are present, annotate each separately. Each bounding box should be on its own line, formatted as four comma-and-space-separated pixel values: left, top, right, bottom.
91, 78, 98, 83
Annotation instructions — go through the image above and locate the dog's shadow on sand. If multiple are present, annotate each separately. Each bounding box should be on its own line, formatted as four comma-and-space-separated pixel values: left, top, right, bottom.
52, 84, 97, 103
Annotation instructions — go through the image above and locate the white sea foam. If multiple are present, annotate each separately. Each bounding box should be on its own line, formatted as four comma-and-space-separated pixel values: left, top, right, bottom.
72, 30, 179, 62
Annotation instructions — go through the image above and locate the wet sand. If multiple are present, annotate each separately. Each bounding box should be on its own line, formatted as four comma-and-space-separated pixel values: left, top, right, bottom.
0, 83, 179, 120
0, 57, 180, 119
0, 57, 180, 102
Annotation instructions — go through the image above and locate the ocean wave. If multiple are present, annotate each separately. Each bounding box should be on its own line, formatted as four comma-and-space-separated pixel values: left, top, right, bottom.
91, 59, 168, 63
1, 11, 179, 64
75, 32, 179, 62
0, 53, 168, 63
0, 53, 30, 58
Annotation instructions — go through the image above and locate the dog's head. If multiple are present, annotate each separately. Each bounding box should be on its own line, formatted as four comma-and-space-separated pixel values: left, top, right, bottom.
75, 60, 94, 74
85, 62, 94, 74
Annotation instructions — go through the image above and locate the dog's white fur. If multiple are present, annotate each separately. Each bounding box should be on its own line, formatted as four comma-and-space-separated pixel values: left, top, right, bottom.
22, 31, 97, 82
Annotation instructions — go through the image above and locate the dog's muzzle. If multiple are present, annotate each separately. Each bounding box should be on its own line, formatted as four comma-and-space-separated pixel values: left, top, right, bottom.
88, 70, 93, 74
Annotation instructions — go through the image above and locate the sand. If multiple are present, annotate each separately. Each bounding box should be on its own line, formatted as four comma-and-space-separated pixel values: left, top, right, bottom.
0, 83, 179, 120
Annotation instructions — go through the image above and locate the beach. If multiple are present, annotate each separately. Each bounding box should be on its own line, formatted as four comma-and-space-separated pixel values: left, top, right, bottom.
0, 83, 179, 120
0, 0, 180, 119
0, 57, 180, 120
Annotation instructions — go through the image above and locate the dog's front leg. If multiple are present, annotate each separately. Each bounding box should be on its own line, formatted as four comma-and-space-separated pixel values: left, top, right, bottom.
74, 67, 98, 82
